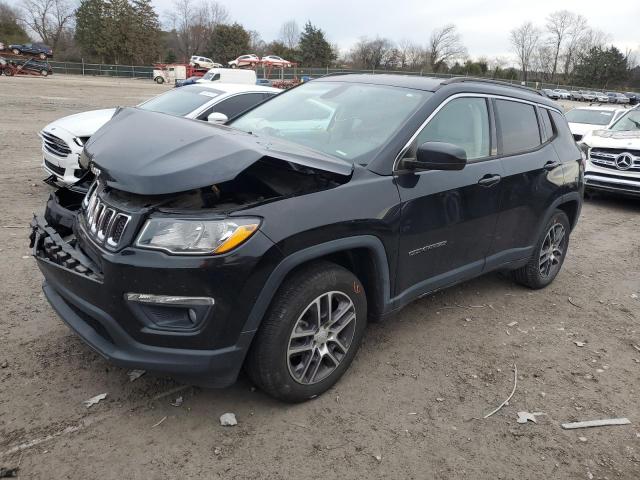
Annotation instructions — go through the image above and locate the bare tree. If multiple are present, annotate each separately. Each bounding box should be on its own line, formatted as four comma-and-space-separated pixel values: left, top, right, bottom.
546, 10, 574, 81
166, 0, 228, 61
248, 29, 266, 56
427, 24, 467, 72
561, 14, 588, 81
510, 21, 540, 82
278, 20, 299, 50
349, 36, 395, 69
20, 0, 74, 49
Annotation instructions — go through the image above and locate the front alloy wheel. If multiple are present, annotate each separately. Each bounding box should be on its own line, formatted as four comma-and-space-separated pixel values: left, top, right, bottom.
287, 291, 357, 385
246, 262, 367, 402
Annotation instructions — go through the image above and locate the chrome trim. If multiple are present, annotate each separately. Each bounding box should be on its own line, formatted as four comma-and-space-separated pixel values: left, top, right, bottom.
125, 293, 215, 306
392, 92, 562, 171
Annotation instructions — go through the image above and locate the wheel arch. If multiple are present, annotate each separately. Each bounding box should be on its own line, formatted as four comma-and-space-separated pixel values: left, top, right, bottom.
241, 235, 392, 334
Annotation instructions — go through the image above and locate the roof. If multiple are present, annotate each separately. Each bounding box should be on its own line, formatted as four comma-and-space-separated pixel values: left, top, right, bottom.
315, 73, 558, 109
185, 82, 281, 94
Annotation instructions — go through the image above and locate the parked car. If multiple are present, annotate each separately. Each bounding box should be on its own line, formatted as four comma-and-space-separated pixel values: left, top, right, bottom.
565, 105, 629, 141
570, 91, 583, 101
228, 54, 260, 68
30, 75, 582, 402
542, 88, 560, 99
8, 42, 53, 59
579, 90, 596, 102
261, 55, 293, 68
197, 67, 257, 85
4, 58, 52, 76
0, 41, 5, 51
604, 92, 629, 104
624, 92, 638, 105
581, 107, 640, 197
189, 56, 222, 69
613, 93, 630, 104
40, 83, 279, 185
174, 76, 201, 87
553, 89, 571, 100
594, 92, 609, 103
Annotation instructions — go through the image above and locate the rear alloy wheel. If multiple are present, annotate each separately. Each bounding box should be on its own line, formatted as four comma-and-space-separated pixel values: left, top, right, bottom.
12, 48, 20, 55
513, 210, 570, 289
154, 76, 164, 84
40, 69, 48, 76
39, 53, 47, 60
246, 262, 367, 402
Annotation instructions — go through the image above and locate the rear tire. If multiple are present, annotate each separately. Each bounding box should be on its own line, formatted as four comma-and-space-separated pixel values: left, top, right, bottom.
246, 261, 367, 402
154, 76, 164, 84
512, 210, 570, 289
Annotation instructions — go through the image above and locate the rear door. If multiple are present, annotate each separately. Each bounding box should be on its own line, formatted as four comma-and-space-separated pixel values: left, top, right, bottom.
486, 98, 565, 268
394, 95, 504, 299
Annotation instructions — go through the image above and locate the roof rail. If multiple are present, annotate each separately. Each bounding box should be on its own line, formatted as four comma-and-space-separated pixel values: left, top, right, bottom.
440, 77, 544, 96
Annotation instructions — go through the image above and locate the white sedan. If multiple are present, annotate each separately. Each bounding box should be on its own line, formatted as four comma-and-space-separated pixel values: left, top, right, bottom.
41, 83, 280, 185
227, 54, 260, 68
565, 105, 630, 142
261, 55, 293, 68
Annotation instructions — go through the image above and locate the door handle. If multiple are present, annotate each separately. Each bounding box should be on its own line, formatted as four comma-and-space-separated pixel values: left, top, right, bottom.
478, 174, 501, 187
543, 161, 560, 171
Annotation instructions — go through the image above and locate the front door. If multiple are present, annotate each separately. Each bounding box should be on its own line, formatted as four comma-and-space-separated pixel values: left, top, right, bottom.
394, 95, 503, 302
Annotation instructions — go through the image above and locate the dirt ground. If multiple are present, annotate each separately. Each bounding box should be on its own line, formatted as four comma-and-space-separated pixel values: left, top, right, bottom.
0, 75, 639, 480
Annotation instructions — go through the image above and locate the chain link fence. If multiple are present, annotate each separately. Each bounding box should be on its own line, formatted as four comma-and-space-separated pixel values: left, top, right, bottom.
47, 61, 629, 93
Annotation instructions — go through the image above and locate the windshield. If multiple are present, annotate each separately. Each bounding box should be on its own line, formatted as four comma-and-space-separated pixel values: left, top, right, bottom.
610, 110, 640, 131
565, 109, 615, 126
138, 86, 222, 116
230, 81, 430, 163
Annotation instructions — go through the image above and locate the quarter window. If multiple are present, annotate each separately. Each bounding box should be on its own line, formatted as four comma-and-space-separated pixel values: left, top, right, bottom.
412, 97, 490, 160
495, 99, 541, 155
540, 108, 555, 140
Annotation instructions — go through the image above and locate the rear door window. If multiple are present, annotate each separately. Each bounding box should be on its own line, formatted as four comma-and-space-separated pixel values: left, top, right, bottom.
495, 99, 541, 155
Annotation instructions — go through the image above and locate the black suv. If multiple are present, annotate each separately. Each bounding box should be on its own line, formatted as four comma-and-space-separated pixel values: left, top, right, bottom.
30, 75, 583, 402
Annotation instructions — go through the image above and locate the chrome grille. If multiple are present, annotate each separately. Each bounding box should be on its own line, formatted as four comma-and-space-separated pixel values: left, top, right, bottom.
589, 148, 640, 172
82, 184, 131, 250
41, 131, 72, 158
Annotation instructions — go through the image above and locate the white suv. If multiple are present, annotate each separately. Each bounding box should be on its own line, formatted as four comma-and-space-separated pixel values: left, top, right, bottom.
189, 56, 221, 69
581, 107, 640, 197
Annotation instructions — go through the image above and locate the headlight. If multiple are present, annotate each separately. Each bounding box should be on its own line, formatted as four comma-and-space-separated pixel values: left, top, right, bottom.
135, 217, 260, 255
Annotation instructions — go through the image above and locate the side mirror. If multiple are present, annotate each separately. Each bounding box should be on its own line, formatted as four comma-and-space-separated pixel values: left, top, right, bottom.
402, 142, 467, 171
207, 112, 228, 124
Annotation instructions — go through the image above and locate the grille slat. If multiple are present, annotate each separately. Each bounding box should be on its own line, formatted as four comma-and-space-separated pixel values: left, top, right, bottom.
589, 148, 640, 172
82, 183, 131, 250
41, 131, 72, 157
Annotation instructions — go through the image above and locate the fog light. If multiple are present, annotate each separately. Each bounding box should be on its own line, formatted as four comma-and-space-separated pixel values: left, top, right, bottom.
125, 293, 214, 332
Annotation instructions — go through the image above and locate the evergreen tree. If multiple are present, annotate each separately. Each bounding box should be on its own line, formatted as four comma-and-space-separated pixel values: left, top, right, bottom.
75, 0, 108, 61
207, 23, 250, 63
131, 0, 162, 63
573, 46, 628, 89
298, 21, 335, 67
0, 1, 29, 44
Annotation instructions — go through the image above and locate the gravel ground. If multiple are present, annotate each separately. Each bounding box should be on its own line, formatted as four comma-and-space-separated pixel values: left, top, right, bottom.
0, 75, 639, 480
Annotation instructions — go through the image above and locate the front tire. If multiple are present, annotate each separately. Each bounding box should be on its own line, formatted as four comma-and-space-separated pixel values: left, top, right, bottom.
246, 262, 367, 402
154, 76, 164, 84
513, 210, 570, 289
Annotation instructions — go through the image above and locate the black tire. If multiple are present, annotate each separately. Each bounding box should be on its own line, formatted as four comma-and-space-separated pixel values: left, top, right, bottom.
154, 76, 164, 84
246, 261, 367, 402
512, 210, 570, 289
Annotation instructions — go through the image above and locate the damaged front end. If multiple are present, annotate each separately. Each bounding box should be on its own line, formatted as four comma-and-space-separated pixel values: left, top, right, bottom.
30, 107, 352, 385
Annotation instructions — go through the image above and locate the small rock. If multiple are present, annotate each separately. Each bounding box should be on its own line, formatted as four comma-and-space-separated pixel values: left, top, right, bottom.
579, 436, 587, 442
170, 396, 183, 407
507, 321, 518, 327
574, 341, 586, 347
214, 447, 221, 455
373, 454, 382, 462
631, 293, 638, 299
596, 369, 604, 373
0, 360, 8, 369
540, 392, 546, 398
220, 412, 237, 426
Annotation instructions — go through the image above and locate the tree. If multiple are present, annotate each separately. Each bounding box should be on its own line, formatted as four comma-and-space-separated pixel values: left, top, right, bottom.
130, 0, 162, 63
207, 22, 250, 63
278, 19, 299, 50
561, 13, 587, 81
510, 21, 540, 82
75, 0, 108, 60
428, 24, 467, 72
573, 46, 628, 89
349, 36, 394, 69
0, 1, 29, 44
545, 10, 573, 81
298, 21, 335, 67
248, 29, 267, 56
20, 0, 75, 49
167, 0, 228, 62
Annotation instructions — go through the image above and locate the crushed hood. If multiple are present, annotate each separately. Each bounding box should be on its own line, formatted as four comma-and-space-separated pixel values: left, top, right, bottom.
583, 129, 640, 149
46, 108, 117, 138
84, 107, 353, 195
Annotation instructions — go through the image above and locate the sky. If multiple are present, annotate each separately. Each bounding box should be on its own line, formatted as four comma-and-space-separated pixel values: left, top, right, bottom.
151, 0, 640, 61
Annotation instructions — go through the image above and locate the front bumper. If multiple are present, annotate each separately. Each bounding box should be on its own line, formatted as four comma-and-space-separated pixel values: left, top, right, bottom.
30, 209, 281, 386
585, 162, 640, 198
